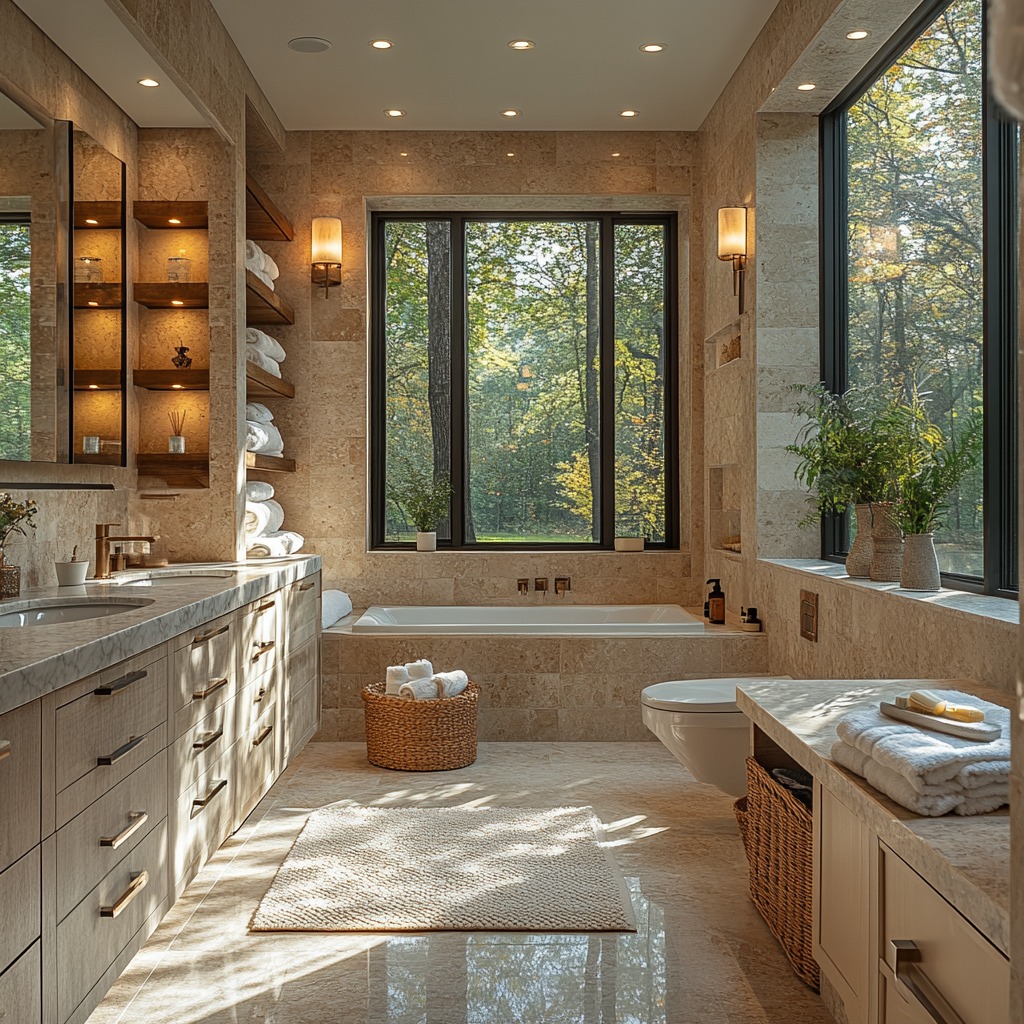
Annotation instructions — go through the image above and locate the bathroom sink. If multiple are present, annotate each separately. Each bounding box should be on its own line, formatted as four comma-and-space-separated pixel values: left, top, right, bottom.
0, 597, 154, 627
113, 568, 238, 587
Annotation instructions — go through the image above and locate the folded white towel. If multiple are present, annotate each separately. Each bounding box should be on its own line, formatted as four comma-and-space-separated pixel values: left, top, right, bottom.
245, 480, 275, 502
245, 420, 284, 455
245, 402, 274, 424
246, 262, 275, 291
244, 498, 285, 537
262, 251, 280, 281
385, 665, 410, 695
245, 239, 263, 266
405, 659, 433, 680
320, 590, 352, 629
245, 347, 282, 378
399, 678, 441, 701
246, 530, 304, 558
245, 328, 287, 362
431, 669, 468, 698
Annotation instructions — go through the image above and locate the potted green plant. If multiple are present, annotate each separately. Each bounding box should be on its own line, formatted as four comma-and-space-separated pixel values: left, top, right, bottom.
389, 466, 452, 551
0, 493, 38, 598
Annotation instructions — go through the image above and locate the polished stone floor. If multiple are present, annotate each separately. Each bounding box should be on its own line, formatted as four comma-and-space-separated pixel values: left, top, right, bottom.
88, 743, 835, 1024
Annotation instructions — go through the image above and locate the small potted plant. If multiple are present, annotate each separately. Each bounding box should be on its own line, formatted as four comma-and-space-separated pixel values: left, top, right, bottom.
55, 544, 90, 587
390, 466, 452, 551
0, 493, 38, 598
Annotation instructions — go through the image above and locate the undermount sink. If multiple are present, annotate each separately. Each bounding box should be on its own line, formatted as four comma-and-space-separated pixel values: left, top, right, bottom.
113, 568, 238, 587
0, 597, 154, 627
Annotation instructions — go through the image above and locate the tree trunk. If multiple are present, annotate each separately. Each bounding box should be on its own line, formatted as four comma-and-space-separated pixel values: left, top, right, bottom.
585, 223, 601, 541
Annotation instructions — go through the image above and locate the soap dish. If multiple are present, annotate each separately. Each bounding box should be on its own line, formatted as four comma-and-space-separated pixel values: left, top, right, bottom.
879, 701, 1001, 741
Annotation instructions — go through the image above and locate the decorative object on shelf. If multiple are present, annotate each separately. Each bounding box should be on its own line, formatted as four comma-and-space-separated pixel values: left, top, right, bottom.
171, 345, 192, 369
388, 463, 451, 551
614, 536, 644, 552
55, 546, 90, 586
846, 504, 873, 578
168, 409, 187, 453
311, 216, 342, 297
82, 435, 100, 454
74, 255, 104, 283
868, 502, 902, 583
166, 252, 192, 283
900, 533, 941, 592
717, 207, 748, 312
0, 493, 38, 599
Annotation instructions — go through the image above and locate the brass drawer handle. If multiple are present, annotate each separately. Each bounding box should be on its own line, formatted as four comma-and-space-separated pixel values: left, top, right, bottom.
295, 581, 315, 592
193, 676, 229, 700
888, 940, 967, 1024
253, 724, 274, 748
192, 729, 225, 753
94, 669, 147, 696
100, 869, 149, 919
255, 600, 275, 615
254, 686, 267, 704
192, 623, 229, 646
192, 778, 227, 813
0, 739, 10, 763
100, 811, 148, 849
252, 639, 276, 661
97, 734, 146, 766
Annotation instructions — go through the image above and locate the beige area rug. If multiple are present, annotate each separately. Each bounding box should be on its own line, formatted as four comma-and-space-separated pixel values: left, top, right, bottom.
249, 805, 636, 933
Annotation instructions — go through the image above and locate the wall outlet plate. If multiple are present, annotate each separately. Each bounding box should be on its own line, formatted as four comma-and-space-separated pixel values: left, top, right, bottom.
799, 589, 818, 642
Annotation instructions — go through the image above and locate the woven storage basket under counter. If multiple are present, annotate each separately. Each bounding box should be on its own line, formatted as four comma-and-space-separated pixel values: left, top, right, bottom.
734, 757, 819, 990
361, 679, 479, 771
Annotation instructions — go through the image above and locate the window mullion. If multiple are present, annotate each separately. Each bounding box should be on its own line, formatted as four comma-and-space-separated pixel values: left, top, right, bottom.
450, 216, 466, 547
599, 216, 616, 546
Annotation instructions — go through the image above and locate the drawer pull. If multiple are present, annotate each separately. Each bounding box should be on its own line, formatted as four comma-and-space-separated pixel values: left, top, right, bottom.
192, 778, 227, 813
255, 600, 275, 615
254, 686, 267, 704
192, 728, 224, 752
97, 734, 146, 766
100, 869, 149, 919
252, 639, 276, 661
193, 676, 229, 701
100, 811, 148, 849
889, 940, 967, 1024
0, 739, 10, 763
192, 623, 229, 646
94, 669, 147, 696
295, 581, 315, 592
253, 724, 274, 748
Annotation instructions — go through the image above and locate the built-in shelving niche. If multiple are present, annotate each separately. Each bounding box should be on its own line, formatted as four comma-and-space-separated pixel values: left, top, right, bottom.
709, 463, 742, 557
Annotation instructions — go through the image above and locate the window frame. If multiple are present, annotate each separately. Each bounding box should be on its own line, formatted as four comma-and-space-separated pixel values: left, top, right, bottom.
820, 0, 1019, 597
369, 210, 680, 551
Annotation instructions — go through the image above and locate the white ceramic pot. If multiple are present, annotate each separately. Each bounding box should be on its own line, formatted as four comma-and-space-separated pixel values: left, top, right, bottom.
55, 560, 90, 586
415, 531, 437, 552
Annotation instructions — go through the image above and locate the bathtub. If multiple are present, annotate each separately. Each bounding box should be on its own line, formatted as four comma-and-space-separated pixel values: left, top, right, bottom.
350, 604, 705, 636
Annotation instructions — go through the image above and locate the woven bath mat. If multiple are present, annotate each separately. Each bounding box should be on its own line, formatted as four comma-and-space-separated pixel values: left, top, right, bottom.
249, 805, 636, 933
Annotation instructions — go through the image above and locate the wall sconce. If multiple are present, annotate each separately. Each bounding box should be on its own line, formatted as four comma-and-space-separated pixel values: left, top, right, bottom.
311, 216, 342, 298
717, 207, 748, 312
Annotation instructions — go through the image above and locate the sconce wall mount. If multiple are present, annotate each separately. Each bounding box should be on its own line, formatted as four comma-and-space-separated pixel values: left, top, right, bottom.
311, 216, 342, 298
717, 206, 748, 312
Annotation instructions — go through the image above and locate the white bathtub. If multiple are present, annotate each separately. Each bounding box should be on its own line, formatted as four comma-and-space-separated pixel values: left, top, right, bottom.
351, 604, 705, 636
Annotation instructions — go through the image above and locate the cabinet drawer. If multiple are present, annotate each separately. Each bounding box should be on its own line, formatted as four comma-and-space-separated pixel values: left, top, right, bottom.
0, 941, 41, 1024
285, 574, 320, 653
171, 611, 237, 715
287, 634, 319, 694
171, 700, 236, 796
241, 593, 281, 686
0, 701, 41, 873
57, 818, 168, 1024
284, 675, 319, 765
56, 750, 167, 922
881, 846, 1008, 1024
170, 746, 234, 890
0, 848, 40, 974
236, 700, 277, 827
236, 660, 280, 736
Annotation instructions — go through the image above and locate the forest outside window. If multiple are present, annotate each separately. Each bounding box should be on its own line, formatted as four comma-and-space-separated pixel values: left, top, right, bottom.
371, 213, 679, 549
822, 0, 1019, 596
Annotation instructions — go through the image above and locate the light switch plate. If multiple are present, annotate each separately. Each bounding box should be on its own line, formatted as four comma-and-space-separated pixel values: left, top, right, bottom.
799, 589, 818, 642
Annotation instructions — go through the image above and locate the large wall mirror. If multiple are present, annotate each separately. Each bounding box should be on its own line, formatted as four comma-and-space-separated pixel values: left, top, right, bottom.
0, 86, 69, 463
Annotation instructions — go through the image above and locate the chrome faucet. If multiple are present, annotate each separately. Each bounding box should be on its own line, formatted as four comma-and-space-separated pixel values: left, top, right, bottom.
554, 577, 571, 597
517, 578, 530, 596
94, 523, 159, 579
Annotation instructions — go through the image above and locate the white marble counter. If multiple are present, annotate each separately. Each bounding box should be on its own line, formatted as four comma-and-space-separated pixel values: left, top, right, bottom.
0, 555, 321, 717
736, 678, 1010, 956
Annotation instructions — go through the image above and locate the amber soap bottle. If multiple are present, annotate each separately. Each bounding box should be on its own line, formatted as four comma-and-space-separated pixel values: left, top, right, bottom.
706, 578, 725, 624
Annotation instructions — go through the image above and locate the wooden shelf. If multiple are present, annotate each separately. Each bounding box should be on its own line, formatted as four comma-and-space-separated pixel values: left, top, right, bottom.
133, 201, 208, 229
74, 202, 123, 229
74, 369, 121, 391
74, 283, 122, 309
133, 282, 209, 309
245, 173, 293, 241
245, 452, 296, 473
245, 363, 294, 399
74, 452, 122, 465
245, 269, 293, 325
137, 453, 210, 488
134, 369, 209, 391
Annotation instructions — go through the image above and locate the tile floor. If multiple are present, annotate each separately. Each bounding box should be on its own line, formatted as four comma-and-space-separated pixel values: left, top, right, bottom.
88, 742, 835, 1024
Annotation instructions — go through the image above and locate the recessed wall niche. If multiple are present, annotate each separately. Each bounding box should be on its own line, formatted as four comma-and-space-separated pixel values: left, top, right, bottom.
709, 463, 742, 554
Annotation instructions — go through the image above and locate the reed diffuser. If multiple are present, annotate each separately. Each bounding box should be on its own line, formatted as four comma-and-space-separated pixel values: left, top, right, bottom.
168, 409, 187, 453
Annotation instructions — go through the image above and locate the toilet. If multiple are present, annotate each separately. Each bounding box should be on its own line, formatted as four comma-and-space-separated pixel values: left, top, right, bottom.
641, 677, 789, 797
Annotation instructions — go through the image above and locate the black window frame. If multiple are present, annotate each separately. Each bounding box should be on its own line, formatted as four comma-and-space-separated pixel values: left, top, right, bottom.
820, 0, 1019, 597
370, 210, 680, 551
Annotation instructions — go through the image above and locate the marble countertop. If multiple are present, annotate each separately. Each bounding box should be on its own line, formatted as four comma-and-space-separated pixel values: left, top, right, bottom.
736, 678, 1011, 956
0, 555, 321, 718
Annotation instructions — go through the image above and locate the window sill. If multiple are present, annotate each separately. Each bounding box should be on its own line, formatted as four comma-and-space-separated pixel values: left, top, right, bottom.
760, 558, 1019, 626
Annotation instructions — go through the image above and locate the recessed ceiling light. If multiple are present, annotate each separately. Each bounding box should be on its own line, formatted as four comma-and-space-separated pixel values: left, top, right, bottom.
88, 383, 99, 389
87, 301, 98, 307
797, 83, 817, 91
846, 30, 870, 40
500, 109, 521, 118
506, 152, 515, 157
288, 37, 332, 53
138, 78, 159, 88
611, 152, 621, 157
619, 109, 639, 118
168, 218, 181, 225
640, 43, 665, 53
370, 39, 394, 49
384, 109, 406, 117
507, 40, 534, 50
399, 151, 409, 157
85, 218, 98, 225
171, 299, 184, 306
171, 383, 183, 389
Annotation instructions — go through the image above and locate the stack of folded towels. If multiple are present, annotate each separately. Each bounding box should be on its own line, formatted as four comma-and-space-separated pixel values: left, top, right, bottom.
831, 690, 1010, 816
245, 240, 279, 291
384, 660, 469, 701
244, 478, 304, 558
246, 402, 284, 457
246, 328, 285, 379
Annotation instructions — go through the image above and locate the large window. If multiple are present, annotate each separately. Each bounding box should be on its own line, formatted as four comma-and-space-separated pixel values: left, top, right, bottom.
823, 0, 1019, 595
371, 214, 678, 549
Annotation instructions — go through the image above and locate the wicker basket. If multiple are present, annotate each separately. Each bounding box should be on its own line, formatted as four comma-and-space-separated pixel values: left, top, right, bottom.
733, 757, 819, 990
361, 680, 479, 771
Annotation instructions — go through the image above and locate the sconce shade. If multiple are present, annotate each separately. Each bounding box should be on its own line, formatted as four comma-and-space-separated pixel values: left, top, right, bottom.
717, 207, 747, 259
311, 217, 343, 265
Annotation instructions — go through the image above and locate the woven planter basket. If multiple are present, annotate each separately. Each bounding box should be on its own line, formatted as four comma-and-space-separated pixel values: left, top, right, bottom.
733, 757, 819, 990
361, 679, 479, 771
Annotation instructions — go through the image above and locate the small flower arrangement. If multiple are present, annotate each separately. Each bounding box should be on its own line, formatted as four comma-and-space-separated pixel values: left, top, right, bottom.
0, 493, 39, 565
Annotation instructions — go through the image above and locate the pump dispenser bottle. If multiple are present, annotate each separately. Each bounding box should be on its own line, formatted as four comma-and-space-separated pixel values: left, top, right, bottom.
706, 579, 725, 624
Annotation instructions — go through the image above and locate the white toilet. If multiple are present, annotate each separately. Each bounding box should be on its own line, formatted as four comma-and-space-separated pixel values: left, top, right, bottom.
641, 677, 788, 797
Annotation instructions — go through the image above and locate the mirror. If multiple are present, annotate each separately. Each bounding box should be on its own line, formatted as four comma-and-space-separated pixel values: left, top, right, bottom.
71, 126, 126, 466
0, 87, 68, 463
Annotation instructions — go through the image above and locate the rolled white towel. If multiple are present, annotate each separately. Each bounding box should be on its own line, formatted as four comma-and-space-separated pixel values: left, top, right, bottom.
262, 251, 280, 281
246, 263, 275, 291
385, 665, 410, 695
245, 347, 282, 378
244, 498, 285, 537
405, 659, 433, 680
431, 669, 468, 698
245, 239, 263, 266
247, 530, 304, 558
399, 678, 441, 701
245, 420, 284, 455
245, 401, 274, 423
245, 328, 286, 362
245, 480, 275, 502
320, 589, 352, 629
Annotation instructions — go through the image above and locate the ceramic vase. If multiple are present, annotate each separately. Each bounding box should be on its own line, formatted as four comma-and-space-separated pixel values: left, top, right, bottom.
869, 502, 903, 582
845, 503, 873, 578
900, 533, 941, 592
415, 531, 437, 552
0, 562, 20, 599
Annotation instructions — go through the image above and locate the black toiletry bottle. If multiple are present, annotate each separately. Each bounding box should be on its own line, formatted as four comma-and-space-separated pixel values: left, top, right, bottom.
706, 578, 725, 624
